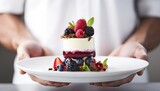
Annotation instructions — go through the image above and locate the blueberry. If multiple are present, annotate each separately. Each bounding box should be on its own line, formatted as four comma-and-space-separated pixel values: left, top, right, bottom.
64, 28, 75, 35
76, 59, 84, 66
57, 64, 64, 71
84, 26, 94, 37
85, 57, 94, 66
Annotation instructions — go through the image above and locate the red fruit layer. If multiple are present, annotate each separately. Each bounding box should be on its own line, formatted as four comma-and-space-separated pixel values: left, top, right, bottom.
63, 50, 96, 58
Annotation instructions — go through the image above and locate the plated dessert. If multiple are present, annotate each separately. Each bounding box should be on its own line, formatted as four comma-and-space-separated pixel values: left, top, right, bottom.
51, 17, 108, 71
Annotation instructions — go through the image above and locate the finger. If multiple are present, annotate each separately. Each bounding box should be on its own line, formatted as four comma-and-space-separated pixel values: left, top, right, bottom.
137, 70, 144, 76
18, 41, 44, 57
29, 74, 70, 87
17, 45, 30, 60
109, 74, 135, 87
137, 68, 145, 76
19, 70, 26, 74
109, 45, 123, 56
98, 74, 135, 87
93, 83, 102, 86
134, 46, 148, 61
42, 47, 53, 56
89, 83, 94, 85
17, 46, 30, 74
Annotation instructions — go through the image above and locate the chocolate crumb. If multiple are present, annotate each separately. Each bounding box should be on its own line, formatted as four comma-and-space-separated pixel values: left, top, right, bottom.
48, 68, 53, 70
88, 37, 92, 41
61, 34, 76, 38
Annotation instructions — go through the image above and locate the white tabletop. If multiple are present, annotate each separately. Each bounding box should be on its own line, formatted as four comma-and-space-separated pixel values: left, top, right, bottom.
0, 83, 160, 91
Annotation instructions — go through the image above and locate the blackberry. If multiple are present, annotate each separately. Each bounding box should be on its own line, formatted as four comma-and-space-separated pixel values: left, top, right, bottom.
64, 28, 75, 35
65, 58, 79, 71
84, 26, 94, 37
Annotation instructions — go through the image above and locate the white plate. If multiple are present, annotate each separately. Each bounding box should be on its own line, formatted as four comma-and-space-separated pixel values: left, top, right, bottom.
16, 56, 149, 83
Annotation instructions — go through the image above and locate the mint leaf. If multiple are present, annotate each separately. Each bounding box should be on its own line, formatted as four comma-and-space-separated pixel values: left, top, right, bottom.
103, 58, 108, 67
87, 17, 94, 26
83, 62, 90, 71
86, 65, 90, 71
72, 21, 75, 25
69, 22, 75, 29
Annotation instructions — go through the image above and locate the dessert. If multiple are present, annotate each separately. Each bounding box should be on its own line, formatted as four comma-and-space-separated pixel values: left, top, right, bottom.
62, 17, 95, 59
51, 17, 108, 71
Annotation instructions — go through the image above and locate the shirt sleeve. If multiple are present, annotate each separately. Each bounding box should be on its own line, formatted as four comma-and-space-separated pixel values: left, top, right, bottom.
0, 0, 25, 14
138, 0, 160, 17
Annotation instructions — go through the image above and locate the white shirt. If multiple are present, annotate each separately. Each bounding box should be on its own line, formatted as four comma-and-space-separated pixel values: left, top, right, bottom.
0, 0, 160, 84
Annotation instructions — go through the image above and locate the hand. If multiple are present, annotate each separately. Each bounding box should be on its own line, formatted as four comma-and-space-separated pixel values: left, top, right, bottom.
17, 40, 70, 87
90, 42, 148, 87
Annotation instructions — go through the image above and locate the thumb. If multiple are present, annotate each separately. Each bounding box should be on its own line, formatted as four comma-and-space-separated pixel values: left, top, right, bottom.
134, 46, 148, 61
42, 47, 53, 56
134, 45, 148, 76
17, 45, 30, 74
109, 45, 123, 56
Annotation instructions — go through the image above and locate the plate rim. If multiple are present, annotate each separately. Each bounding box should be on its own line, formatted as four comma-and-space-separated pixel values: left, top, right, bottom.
16, 56, 149, 76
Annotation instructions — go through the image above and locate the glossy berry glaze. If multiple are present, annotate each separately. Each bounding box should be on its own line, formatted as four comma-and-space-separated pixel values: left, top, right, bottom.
63, 50, 96, 58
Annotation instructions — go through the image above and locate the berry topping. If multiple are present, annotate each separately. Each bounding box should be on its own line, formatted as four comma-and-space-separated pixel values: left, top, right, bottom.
84, 26, 94, 37
76, 29, 84, 38
62, 17, 95, 38
85, 57, 94, 66
76, 59, 84, 66
74, 19, 87, 32
57, 64, 64, 71
64, 28, 75, 35
52, 57, 108, 71
53, 57, 63, 70
87, 17, 94, 26
96, 61, 103, 70
65, 58, 79, 71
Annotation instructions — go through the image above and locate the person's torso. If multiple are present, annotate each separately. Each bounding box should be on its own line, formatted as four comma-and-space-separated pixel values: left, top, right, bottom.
24, 0, 137, 56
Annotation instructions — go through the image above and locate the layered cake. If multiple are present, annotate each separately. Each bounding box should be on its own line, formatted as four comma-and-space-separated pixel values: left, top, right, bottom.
63, 38, 95, 58
52, 17, 108, 71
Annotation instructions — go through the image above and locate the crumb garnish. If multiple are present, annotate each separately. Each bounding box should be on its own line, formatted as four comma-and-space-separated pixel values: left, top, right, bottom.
88, 37, 92, 41
61, 34, 76, 38
48, 68, 53, 70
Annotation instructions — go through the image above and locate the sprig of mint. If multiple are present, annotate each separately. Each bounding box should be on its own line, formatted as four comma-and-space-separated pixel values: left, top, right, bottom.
87, 17, 94, 26
103, 58, 108, 67
69, 21, 75, 29
82, 62, 90, 71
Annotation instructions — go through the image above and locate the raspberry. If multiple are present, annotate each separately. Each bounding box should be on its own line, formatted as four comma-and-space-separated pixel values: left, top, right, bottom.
84, 26, 94, 37
64, 28, 75, 35
76, 29, 84, 38
74, 19, 87, 32
96, 61, 103, 70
